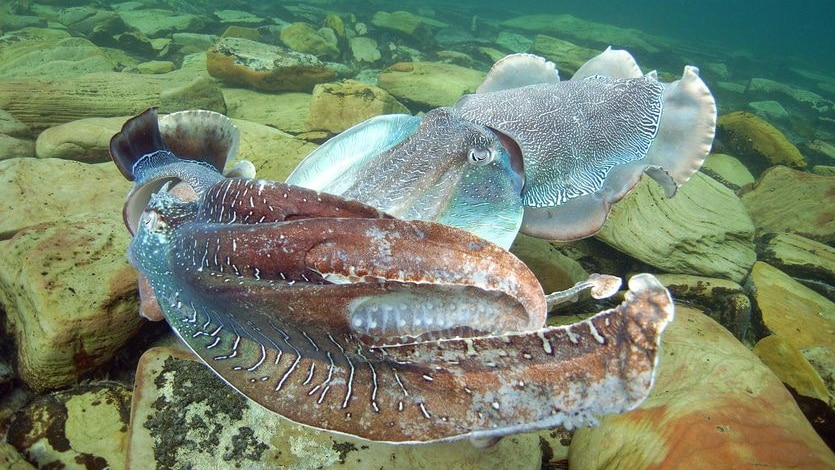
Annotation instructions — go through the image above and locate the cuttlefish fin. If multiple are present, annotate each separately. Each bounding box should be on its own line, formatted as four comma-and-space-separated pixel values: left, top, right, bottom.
158, 109, 240, 174
476, 53, 559, 94
642, 66, 717, 197
110, 107, 168, 181
286, 114, 421, 192
571, 46, 643, 80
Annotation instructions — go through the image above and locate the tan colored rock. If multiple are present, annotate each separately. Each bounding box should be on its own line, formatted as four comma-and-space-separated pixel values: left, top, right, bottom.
0, 158, 130, 238
741, 166, 835, 243
654, 274, 750, 338
569, 306, 835, 469
0, 29, 115, 80
509, 233, 588, 298
747, 261, 835, 352
279, 22, 340, 60
207, 37, 336, 92
0, 135, 35, 160
700, 153, 755, 189
378, 61, 485, 108
223, 89, 312, 134
35, 117, 123, 162
349, 36, 381, 64
597, 172, 757, 283
370, 11, 448, 39
116, 8, 204, 37
530, 35, 597, 76
716, 111, 807, 171
757, 232, 835, 299
128, 347, 543, 470
753, 335, 830, 403
231, 119, 319, 181
0, 213, 141, 390
0, 443, 35, 470
7, 383, 131, 469
305, 80, 409, 134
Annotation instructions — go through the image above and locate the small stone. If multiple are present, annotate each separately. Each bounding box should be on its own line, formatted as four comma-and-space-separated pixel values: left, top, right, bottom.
716, 111, 806, 173
305, 80, 409, 134
349, 36, 381, 64
207, 37, 336, 92
133, 60, 176, 74
753, 335, 830, 403
740, 166, 835, 244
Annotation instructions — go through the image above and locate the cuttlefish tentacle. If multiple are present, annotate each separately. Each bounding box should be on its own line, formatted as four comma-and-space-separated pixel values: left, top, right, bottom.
545, 273, 622, 310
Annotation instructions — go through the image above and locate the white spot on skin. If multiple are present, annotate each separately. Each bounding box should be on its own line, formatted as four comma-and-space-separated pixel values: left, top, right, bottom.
588, 322, 605, 344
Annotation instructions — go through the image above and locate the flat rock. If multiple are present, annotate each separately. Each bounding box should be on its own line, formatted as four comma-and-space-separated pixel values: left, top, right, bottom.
370, 11, 448, 40
117, 8, 205, 37
0, 213, 141, 390
700, 153, 755, 190
0, 158, 130, 238
207, 37, 336, 92
740, 166, 835, 243
757, 232, 835, 300
0, 442, 35, 470
7, 383, 131, 469
753, 335, 830, 403
509, 233, 588, 297
569, 306, 835, 469
279, 22, 340, 60
654, 274, 750, 339
597, 172, 757, 283
746, 77, 835, 117
305, 80, 409, 134
231, 119, 319, 181
35, 117, 125, 162
349, 36, 381, 64
223, 89, 312, 134
0, 30, 115, 80
127, 347, 543, 469
530, 35, 598, 76
377, 61, 484, 109
747, 261, 835, 352
0, 135, 35, 160
716, 111, 807, 172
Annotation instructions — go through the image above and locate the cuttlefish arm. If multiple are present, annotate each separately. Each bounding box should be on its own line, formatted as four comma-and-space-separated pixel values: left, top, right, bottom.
454, 48, 716, 241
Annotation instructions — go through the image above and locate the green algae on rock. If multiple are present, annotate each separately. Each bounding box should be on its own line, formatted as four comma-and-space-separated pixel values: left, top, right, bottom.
717, 111, 807, 171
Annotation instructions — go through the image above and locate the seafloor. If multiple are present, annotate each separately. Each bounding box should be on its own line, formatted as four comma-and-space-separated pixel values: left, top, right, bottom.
0, 0, 833, 469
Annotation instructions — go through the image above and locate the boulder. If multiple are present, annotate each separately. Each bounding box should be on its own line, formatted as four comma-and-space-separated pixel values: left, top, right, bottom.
597, 172, 757, 283
0, 213, 142, 391
753, 335, 830, 403
747, 261, 835, 353
127, 347, 543, 469
305, 80, 409, 134
509, 234, 588, 298
116, 8, 205, 37
740, 166, 835, 244
0, 109, 34, 160
746, 77, 834, 117
756, 232, 835, 301
377, 61, 484, 109
370, 11, 448, 42
35, 117, 124, 162
0, 158, 129, 238
279, 22, 340, 60
0, 31, 115, 80
654, 274, 751, 339
716, 111, 806, 172
530, 35, 598, 76
7, 383, 131, 469
569, 306, 835, 469
223, 89, 312, 134
0, 443, 35, 470
207, 37, 336, 92
230, 119, 319, 181
700, 153, 755, 190
349, 36, 381, 64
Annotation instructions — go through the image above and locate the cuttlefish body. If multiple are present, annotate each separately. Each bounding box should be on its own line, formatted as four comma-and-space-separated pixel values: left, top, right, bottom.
287, 48, 717, 246
111, 108, 675, 444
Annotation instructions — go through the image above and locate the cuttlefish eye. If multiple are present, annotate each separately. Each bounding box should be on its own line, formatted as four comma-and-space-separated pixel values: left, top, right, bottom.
467, 147, 495, 165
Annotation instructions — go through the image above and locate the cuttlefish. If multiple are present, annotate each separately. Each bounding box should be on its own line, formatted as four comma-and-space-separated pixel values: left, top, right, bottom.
111, 108, 675, 444
286, 48, 717, 247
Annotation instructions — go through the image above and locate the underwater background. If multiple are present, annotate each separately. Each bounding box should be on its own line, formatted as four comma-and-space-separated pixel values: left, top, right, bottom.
0, 0, 834, 469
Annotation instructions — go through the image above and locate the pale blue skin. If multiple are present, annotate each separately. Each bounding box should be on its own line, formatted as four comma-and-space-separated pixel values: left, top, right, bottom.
286, 108, 525, 249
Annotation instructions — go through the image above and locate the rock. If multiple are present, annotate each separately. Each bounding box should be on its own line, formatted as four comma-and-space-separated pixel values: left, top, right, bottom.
757, 232, 835, 301
213, 9, 266, 26
117, 9, 205, 37
377, 61, 484, 109
747, 261, 835, 353
803, 347, 835, 403
0, 110, 35, 160
159, 75, 227, 114
0, 443, 35, 470
58, 6, 126, 39
279, 22, 340, 60
568, 306, 835, 469
223, 89, 312, 134
495, 31, 532, 53
324, 14, 346, 41
7, 383, 131, 469
716, 111, 807, 172
305, 80, 409, 134
231, 119, 319, 181
128, 347, 543, 469
133, 60, 176, 74
753, 335, 830, 403
805, 139, 835, 162
220, 26, 261, 41
530, 35, 598, 76
349, 36, 381, 63
509, 234, 588, 298
207, 37, 336, 92
700, 153, 755, 190
370, 11, 448, 42
654, 274, 750, 339
597, 172, 757, 283
172, 32, 219, 53
35, 117, 123, 162
0, 55, 218, 132
748, 100, 790, 122
0, 158, 130, 238
502, 14, 663, 55
0, 30, 115, 80
746, 77, 835, 117
812, 165, 835, 176
740, 166, 835, 244
0, 213, 142, 390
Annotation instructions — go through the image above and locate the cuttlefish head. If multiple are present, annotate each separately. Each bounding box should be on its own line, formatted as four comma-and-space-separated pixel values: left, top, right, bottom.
287, 108, 526, 248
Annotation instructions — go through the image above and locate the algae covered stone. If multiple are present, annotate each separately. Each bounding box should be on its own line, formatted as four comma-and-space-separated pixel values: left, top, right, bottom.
717, 111, 806, 171
377, 61, 485, 109
305, 80, 409, 134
